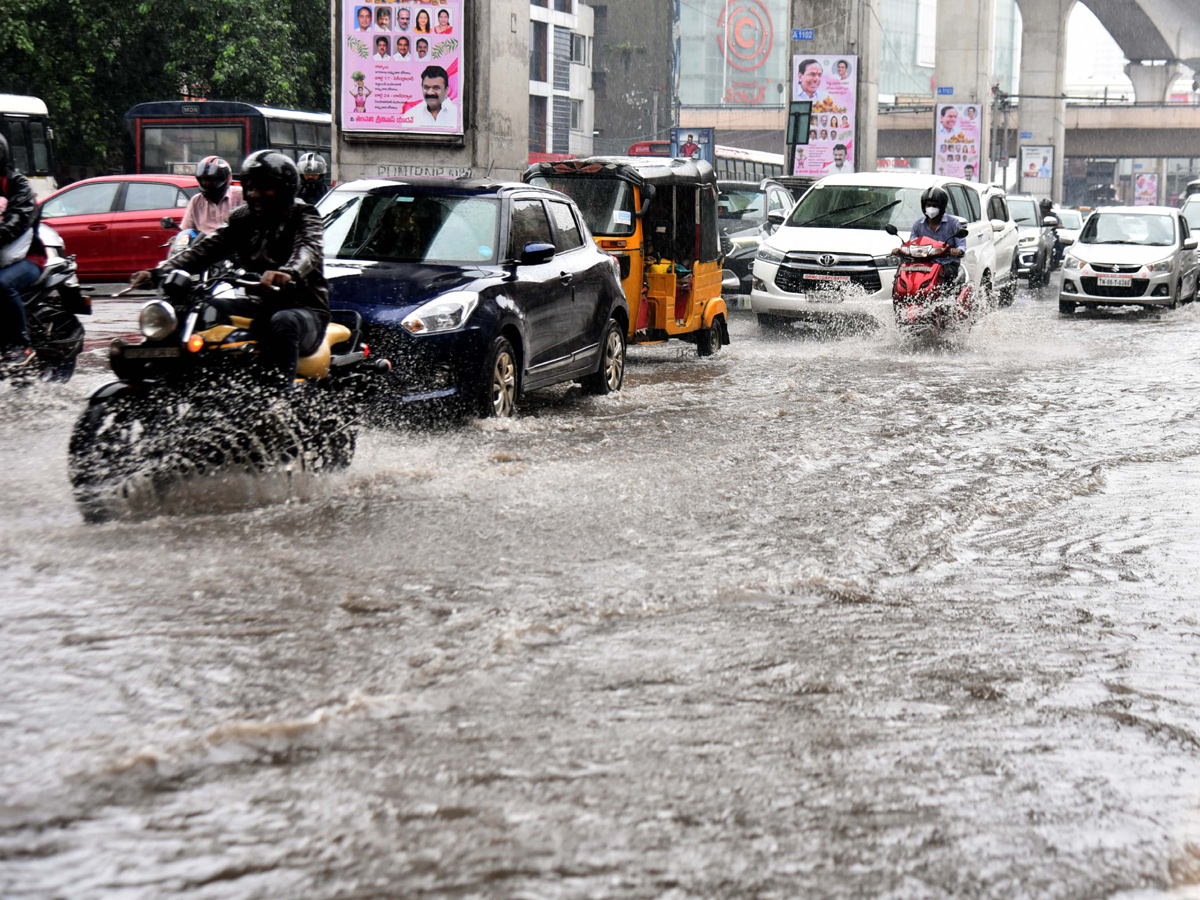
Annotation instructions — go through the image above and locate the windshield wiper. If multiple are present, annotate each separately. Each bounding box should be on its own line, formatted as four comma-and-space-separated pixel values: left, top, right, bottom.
795, 200, 874, 227
841, 199, 902, 228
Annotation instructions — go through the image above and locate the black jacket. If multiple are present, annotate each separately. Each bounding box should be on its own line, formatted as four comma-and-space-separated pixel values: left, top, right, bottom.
0, 169, 39, 255
160, 199, 329, 326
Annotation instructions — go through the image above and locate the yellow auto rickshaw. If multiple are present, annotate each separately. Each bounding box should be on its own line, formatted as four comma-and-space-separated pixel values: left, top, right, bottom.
524, 156, 728, 355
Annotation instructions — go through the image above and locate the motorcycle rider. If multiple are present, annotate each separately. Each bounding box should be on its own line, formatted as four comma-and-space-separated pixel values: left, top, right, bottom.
178, 156, 243, 236
130, 150, 329, 387
0, 134, 44, 365
296, 152, 328, 206
1040, 196, 1063, 265
911, 185, 966, 289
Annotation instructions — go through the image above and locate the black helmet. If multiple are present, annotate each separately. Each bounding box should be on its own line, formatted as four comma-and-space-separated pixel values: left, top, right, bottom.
1039, 197, 1053, 213
920, 185, 949, 216
0, 134, 8, 173
239, 150, 300, 207
195, 155, 232, 203
297, 152, 328, 180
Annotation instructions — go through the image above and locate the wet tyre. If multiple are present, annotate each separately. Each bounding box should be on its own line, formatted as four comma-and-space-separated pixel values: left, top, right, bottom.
475, 335, 517, 418
757, 314, 781, 331
68, 393, 154, 523
1058, 299, 1076, 315
581, 318, 625, 395
696, 315, 723, 357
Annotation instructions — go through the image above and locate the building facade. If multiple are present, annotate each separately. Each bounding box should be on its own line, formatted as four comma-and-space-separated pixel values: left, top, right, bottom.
529, 0, 596, 159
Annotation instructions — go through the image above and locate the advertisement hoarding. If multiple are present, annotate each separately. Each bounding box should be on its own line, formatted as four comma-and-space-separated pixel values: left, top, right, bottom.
1134, 173, 1159, 206
341, 0, 465, 136
677, 0, 788, 108
1020, 145, 1053, 181
791, 54, 856, 176
670, 128, 715, 164
933, 104, 982, 181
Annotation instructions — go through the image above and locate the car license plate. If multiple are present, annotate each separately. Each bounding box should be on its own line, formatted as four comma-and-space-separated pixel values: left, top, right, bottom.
803, 274, 851, 283
1097, 275, 1131, 287
805, 292, 843, 304
124, 346, 180, 359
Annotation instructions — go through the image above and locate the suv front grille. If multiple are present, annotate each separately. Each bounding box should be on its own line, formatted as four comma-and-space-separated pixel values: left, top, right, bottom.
775, 264, 882, 294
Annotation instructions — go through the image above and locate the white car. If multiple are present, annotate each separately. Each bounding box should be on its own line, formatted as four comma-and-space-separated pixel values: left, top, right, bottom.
977, 183, 1020, 306
750, 172, 1008, 327
1053, 207, 1084, 250
1059, 206, 1199, 313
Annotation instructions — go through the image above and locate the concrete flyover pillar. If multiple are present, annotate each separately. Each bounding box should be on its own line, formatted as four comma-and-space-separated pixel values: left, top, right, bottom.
934, 0, 994, 175
787, 0, 881, 173
1015, 0, 1075, 203
1125, 61, 1183, 104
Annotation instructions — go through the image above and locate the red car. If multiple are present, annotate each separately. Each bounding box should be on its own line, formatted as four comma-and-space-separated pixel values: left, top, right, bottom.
38, 175, 199, 281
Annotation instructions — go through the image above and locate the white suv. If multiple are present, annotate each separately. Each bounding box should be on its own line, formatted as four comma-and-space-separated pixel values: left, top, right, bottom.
751, 172, 1006, 326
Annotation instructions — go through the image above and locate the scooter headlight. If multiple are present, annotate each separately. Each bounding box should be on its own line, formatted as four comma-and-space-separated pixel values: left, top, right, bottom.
401, 292, 479, 335
139, 300, 178, 340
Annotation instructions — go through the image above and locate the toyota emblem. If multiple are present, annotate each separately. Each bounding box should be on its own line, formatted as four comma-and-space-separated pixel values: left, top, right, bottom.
819, 254, 837, 267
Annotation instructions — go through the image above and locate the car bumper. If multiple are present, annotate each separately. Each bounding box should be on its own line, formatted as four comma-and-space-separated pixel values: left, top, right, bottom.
1059, 270, 1179, 305
749, 261, 897, 320
359, 316, 491, 407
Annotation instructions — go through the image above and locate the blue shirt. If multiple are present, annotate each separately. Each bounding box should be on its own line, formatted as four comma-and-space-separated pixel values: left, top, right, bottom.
911, 214, 966, 252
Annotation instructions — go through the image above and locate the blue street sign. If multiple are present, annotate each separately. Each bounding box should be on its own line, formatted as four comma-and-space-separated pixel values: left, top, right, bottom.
1019, 131, 1033, 139
792, 28, 815, 41
936, 87, 954, 95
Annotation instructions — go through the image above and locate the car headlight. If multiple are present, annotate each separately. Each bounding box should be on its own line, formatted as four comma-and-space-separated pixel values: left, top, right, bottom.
756, 246, 785, 265
401, 292, 479, 335
1147, 259, 1173, 274
139, 300, 178, 340
1063, 256, 1082, 270
872, 254, 899, 268
1019, 235, 1037, 246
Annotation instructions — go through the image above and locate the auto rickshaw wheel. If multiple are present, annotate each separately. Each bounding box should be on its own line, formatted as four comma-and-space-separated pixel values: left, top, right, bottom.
697, 316, 723, 357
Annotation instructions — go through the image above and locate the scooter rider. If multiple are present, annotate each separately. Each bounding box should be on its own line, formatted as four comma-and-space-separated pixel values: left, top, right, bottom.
911, 185, 966, 287
0, 134, 44, 365
296, 153, 328, 206
130, 150, 329, 387
1040, 196, 1063, 264
178, 156, 244, 235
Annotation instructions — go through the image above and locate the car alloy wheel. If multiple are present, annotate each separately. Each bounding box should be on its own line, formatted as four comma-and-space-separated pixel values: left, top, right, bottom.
491, 347, 516, 416
582, 318, 626, 395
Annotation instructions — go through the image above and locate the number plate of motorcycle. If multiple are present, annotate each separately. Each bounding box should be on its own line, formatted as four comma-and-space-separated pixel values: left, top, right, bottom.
124, 346, 181, 359
1097, 275, 1131, 287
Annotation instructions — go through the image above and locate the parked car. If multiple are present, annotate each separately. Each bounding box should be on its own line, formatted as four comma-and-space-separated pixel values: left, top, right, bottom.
318, 179, 629, 418
1006, 195, 1056, 287
718, 178, 795, 296
38, 175, 199, 280
974, 183, 1020, 306
1059, 206, 1199, 314
750, 173, 1003, 328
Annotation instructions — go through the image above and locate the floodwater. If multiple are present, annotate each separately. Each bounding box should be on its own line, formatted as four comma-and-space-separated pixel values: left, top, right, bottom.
4, 282, 1200, 898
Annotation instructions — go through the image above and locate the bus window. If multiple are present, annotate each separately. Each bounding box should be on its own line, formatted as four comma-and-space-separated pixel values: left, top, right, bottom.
295, 122, 318, 146
30, 121, 49, 173
317, 124, 331, 146
7, 120, 30, 173
268, 120, 295, 145
143, 125, 243, 172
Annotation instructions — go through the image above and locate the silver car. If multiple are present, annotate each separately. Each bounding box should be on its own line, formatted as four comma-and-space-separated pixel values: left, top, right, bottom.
1059, 206, 1199, 314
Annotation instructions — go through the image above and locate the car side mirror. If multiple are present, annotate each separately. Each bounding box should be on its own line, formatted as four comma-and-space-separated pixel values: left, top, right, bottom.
520, 242, 556, 265
767, 210, 786, 227
955, 226, 969, 239
884, 224, 899, 236
161, 216, 179, 230
1042, 217, 1057, 227
1184, 238, 1198, 250
990, 218, 1006, 232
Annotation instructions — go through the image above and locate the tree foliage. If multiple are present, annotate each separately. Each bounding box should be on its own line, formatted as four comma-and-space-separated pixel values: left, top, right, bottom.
0, 0, 331, 172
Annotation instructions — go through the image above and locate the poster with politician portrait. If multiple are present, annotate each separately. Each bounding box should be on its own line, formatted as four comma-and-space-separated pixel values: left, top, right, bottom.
933, 104, 982, 181
792, 53, 856, 176
341, 0, 465, 136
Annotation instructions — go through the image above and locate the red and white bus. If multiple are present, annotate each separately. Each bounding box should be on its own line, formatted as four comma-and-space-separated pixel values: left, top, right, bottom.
627, 141, 785, 181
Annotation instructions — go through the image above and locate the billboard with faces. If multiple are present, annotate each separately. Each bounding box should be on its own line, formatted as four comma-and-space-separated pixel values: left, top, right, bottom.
792, 54, 857, 177
933, 104, 982, 182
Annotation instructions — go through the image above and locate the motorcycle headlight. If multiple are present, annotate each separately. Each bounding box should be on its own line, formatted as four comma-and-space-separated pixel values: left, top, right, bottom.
1063, 256, 1082, 270
401, 292, 479, 335
756, 246, 785, 265
1147, 259, 1173, 274
139, 300, 178, 340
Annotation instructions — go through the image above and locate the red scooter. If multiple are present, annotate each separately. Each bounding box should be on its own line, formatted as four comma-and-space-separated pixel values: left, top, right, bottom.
885, 223, 976, 334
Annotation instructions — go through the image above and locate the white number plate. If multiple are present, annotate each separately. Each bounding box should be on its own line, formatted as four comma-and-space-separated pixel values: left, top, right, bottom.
1097, 275, 1131, 287
802, 274, 851, 283
805, 292, 844, 304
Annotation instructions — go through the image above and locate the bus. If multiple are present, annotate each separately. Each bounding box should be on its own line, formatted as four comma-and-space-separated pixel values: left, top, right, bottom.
0, 94, 56, 199
124, 101, 332, 178
627, 141, 785, 181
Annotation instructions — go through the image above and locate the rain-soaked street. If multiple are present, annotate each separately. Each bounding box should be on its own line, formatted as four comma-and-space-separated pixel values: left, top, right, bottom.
4, 280, 1200, 898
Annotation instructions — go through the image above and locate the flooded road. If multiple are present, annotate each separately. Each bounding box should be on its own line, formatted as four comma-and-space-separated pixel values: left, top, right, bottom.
4, 283, 1200, 898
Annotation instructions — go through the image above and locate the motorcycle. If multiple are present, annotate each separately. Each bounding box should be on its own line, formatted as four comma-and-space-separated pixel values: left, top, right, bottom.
0, 224, 91, 383
67, 267, 390, 522
885, 223, 977, 336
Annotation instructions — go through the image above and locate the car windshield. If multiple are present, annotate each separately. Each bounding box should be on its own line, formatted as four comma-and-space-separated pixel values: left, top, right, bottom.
1009, 198, 1038, 225
718, 189, 767, 225
786, 183, 923, 231
320, 192, 499, 263
1056, 210, 1083, 229
1079, 213, 1176, 247
1181, 202, 1200, 232
526, 176, 635, 237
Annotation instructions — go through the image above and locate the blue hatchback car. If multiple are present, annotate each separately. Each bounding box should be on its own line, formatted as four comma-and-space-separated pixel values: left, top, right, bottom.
318, 179, 629, 418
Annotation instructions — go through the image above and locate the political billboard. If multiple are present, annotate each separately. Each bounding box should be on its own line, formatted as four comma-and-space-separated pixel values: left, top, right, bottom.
791, 54, 856, 176
933, 104, 982, 182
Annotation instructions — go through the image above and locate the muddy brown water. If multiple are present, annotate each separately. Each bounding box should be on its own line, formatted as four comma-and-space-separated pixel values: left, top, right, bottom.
3, 284, 1200, 898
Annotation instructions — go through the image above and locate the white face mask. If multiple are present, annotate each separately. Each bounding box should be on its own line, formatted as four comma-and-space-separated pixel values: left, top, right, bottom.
925, 206, 942, 218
